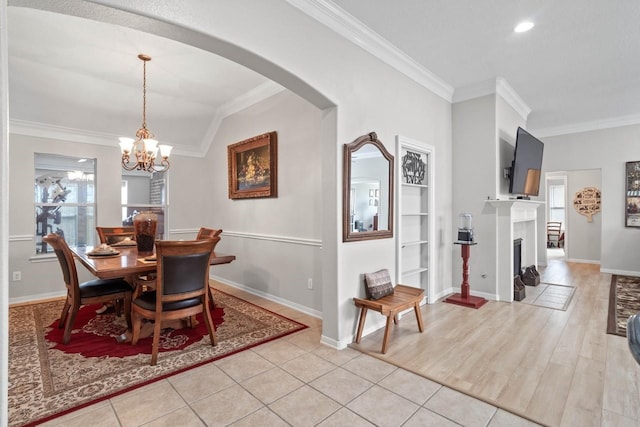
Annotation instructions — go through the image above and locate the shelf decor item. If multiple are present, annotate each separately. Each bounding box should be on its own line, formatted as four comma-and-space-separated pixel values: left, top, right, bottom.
401, 150, 426, 185
133, 211, 157, 256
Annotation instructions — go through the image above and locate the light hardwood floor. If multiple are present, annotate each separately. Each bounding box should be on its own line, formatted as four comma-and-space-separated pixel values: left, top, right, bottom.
351, 255, 640, 427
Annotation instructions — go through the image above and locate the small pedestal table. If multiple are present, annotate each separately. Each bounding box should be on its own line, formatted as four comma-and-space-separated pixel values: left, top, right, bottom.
444, 241, 487, 309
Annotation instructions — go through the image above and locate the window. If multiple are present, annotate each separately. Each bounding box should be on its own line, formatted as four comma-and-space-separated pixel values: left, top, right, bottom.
35, 154, 96, 254
121, 170, 167, 238
548, 184, 565, 224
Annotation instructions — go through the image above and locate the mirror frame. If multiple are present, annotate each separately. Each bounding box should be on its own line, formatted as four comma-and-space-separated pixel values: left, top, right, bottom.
343, 132, 394, 242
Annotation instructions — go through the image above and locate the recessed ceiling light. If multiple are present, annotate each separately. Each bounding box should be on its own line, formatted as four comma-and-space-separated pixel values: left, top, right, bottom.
514, 21, 534, 33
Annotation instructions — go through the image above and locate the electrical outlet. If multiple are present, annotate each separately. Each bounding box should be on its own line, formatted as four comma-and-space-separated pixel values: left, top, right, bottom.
12, 271, 21, 281
307, 278, 313, 290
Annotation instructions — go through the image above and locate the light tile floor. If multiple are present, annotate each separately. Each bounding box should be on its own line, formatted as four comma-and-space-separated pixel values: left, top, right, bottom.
40, 286, 541, 427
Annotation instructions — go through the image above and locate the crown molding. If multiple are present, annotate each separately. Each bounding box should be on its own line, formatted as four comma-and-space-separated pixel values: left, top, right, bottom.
531, 113, 640, 138
453, 77, 531, 122
286, 0, 453, 102
10, 119, 115, 146
452, 79, 497, 104
495, 77, 531, 121
9, 119, 203, 157
200, 81, 285, 155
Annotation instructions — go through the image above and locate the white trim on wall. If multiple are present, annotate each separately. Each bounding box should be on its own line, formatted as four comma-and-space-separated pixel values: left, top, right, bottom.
9, 290, 66, 305
601, 268, 640, 277
169, 228, 200, 236
169, 229, 322, 247
9, 235, 33, 242
222, 231, 322, 247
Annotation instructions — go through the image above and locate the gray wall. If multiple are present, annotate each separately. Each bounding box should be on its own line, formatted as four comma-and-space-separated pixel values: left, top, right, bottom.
199, 90, 324, 315
541, 125, 640, 275
9, 134, 124, 300
452, 93, 528, 299
541, 124, 640, 274
565, 169, 602, 263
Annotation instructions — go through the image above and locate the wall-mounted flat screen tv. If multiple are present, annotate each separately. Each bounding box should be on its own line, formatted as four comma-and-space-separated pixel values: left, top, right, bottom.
509, 127, 544, 198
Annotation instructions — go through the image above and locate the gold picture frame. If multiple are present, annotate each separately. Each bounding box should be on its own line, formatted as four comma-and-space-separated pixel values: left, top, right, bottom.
227, 131, 277, 199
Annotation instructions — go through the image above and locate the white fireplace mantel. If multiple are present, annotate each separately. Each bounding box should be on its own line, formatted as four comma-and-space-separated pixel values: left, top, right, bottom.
485, 199, 545, 301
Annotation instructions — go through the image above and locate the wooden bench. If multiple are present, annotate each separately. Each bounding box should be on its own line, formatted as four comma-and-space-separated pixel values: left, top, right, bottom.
353, 284, 425, 354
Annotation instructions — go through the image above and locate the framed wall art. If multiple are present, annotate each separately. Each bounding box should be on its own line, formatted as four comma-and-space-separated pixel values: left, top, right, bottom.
573, 186, 601, 222
626, 161, 640, 227
227, 131, 277, 199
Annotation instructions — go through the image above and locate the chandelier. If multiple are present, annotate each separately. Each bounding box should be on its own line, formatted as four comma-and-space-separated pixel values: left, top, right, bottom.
119, 54, 172, 172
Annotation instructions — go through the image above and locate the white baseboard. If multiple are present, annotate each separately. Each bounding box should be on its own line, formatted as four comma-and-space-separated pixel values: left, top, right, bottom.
210, 274, 323, 320
10, 290, 66, 305
600, 268, 640, 277
320, 335, 347, 350
566, 258, 600, 264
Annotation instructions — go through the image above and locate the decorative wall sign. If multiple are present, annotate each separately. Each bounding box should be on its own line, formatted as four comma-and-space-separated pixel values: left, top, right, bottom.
573, 187, 601, 222
626, 161, 640, 227
227, 131, 277, 199
401, 150, 426, 185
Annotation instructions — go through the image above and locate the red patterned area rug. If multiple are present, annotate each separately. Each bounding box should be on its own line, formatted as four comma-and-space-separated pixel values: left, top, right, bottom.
8, 288, 307, 427
607, 274, 640, 337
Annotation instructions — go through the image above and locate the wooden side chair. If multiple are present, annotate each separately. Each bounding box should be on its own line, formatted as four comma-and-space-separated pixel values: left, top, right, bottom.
353, 269, 424, 354
43, 233, 133, 344
196, 227, 223, 239
196, 227, 222, 308
547, 221, 562, 247
131, 239, 218, 365
96, 226, 135, 245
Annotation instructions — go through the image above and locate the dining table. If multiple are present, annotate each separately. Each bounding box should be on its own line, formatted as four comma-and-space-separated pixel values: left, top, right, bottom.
70, 243, 236, 343
71, 244, 236, 280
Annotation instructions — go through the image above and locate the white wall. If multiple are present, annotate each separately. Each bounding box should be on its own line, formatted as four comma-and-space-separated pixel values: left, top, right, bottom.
5, 0, 454, 349
541, 125, 640, 273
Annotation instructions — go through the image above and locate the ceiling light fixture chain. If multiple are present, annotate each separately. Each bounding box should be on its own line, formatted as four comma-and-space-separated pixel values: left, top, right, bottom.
119, 54, 172, 173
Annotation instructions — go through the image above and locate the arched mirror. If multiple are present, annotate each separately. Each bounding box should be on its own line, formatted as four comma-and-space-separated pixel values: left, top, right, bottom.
343, 132, 394, 242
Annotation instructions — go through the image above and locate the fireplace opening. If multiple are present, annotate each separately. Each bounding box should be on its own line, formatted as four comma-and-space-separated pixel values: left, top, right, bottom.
513, 238, 525, 301
514, 238, 522, 277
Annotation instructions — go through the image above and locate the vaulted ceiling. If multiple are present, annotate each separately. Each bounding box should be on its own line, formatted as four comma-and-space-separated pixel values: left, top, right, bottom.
8, 1, 640, 156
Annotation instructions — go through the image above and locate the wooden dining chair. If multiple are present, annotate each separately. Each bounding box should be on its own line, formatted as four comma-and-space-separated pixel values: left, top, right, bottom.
131, 239, 218, 365
96, 226, 136, 245
43, 233, 133, 344
196, 227, 222, 239
196, 229, 222, 308
547, 221, 562, 247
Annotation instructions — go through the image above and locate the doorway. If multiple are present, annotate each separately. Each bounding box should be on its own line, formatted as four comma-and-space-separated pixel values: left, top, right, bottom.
546, 175, 566, 260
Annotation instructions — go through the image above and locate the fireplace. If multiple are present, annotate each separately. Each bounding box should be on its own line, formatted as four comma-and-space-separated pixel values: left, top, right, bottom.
486, 199, 543, 301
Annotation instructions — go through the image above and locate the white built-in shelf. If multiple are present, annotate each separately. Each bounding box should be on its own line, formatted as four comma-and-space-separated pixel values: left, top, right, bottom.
403, 267, 429, 277
396, 135, 434, 303
401, 182, 428, 188
401, 240, 429, 247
